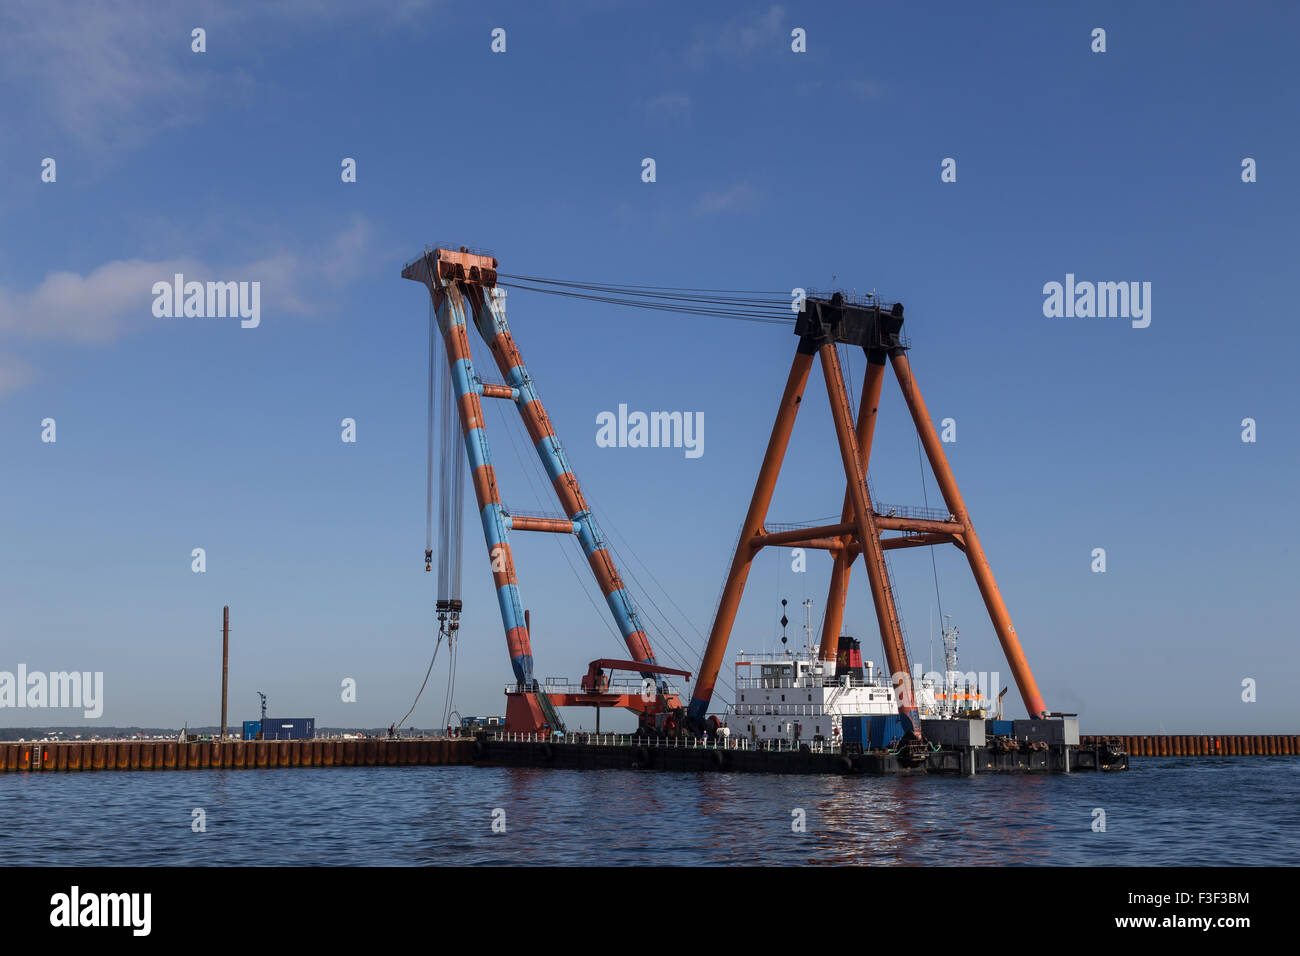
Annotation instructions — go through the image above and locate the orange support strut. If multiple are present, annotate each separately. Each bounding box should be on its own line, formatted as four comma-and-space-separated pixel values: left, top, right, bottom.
819, 350, 887, 663
818, 343, 920, 736
889, 350, 1048, 719
687, 347, 815, 720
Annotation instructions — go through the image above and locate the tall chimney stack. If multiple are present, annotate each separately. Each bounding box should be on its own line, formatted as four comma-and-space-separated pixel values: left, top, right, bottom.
220, 606, 230, 741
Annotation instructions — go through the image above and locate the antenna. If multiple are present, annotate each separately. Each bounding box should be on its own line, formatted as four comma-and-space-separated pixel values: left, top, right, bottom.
802, 598, 814, 658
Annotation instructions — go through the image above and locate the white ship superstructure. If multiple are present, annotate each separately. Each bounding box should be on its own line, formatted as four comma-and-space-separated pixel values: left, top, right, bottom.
728, 604, 995, 747
730, 648, 996, 746
731, 649, 897, 745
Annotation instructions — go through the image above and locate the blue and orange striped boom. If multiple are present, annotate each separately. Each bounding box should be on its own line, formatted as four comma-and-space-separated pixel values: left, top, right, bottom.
403, 248, 678, 727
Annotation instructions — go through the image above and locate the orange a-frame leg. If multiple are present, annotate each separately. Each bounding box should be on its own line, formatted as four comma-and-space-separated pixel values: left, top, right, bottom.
818, 349, 887, 664
889, 351, 1049, 719
818, 343, 921, 738
687, 345, 816, 722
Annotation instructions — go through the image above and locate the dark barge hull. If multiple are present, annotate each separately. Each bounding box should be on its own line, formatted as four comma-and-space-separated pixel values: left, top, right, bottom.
472, 738, 1128, 775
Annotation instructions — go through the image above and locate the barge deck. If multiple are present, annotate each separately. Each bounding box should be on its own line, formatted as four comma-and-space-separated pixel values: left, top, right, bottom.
471, 733, 1129, 775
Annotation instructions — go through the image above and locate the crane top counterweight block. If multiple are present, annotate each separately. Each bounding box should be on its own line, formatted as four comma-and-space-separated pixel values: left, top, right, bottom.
796, 293, 908, 352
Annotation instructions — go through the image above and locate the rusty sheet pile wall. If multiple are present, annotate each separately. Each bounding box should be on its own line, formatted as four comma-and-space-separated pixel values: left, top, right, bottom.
1081, 734, 1297, 756
0, 738, 473, 772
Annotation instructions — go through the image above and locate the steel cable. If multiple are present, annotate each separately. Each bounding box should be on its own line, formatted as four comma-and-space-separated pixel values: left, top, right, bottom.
498, 281, 795, 324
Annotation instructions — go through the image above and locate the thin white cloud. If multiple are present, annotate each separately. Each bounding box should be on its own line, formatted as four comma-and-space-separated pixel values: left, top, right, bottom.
321, 216, 377, 283
849, 78, 886, 100
688, 5, 786, 62
0, 217, 377, 347
0, 257, 203, 344
694, 183, 761, 216
0, 2, 212, 152
0, 354, 39, 397
0, 0, 438, 151
646, 92, 692, 117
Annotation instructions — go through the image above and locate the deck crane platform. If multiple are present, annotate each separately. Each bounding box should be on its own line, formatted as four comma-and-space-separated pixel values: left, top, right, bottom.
402, 247, 685, 735
688, 292, 1050, 754
544, 659, 693, 734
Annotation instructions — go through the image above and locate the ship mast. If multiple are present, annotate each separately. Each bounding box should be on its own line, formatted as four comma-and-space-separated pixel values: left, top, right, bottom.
941, 614, 959, 716
802, 598, 815, 659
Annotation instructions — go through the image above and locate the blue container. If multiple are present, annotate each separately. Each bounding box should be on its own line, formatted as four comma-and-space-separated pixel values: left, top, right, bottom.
842, 716, 868, 745
260, 717, 315, 740
868, 715, 904, 749
843, 715, 904, 748
242, 720, 262, 741
985, 720, 1013, 737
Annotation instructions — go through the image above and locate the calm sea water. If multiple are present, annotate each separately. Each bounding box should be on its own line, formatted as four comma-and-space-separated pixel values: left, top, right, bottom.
2, 757, 1296, 866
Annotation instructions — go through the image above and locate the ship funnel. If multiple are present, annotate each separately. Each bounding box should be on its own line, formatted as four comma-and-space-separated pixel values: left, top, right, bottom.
836, 635, 864, 680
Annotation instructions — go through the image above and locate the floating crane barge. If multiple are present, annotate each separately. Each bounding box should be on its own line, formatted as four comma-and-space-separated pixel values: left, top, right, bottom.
402, 247, 1128, 776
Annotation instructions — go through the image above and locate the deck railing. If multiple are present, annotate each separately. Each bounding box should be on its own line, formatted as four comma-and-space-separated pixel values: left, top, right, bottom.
487, 732, 842, 754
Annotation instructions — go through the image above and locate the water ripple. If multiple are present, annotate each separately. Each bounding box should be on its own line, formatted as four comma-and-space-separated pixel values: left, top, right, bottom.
1, 758, 1296, 866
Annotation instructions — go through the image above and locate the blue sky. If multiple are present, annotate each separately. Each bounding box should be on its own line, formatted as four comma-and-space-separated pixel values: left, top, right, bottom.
1, 1, 1296, 734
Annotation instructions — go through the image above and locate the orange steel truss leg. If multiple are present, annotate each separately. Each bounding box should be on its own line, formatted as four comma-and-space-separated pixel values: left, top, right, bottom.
889, 351, 1049, 719
687, 346, 816, 721
818, 344, 921, 738
818, 350, 887, 664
